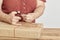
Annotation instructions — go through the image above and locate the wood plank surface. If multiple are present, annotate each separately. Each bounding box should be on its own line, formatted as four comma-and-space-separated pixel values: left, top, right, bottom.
40, 28, 60, 40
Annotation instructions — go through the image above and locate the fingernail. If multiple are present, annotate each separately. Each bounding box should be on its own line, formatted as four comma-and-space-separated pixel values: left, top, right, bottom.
17, 11, 20, 13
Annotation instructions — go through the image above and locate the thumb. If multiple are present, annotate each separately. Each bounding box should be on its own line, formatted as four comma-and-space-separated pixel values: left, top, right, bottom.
11, 11, 17, 17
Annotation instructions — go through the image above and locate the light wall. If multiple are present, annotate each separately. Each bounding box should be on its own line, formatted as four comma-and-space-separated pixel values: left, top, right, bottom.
36, 0, 60, 28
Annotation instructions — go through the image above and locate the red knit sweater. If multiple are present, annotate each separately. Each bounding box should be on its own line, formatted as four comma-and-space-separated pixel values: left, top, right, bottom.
2, 0, 46, 22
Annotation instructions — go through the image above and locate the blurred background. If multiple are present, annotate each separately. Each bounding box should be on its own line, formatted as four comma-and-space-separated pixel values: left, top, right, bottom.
36, 0, 60, 28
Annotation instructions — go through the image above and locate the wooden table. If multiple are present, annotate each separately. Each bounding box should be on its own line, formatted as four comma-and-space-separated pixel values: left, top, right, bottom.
0, 28, 60, 40
41, 28, 60, 40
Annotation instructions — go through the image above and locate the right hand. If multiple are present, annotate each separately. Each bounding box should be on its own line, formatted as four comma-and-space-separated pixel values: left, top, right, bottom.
8, 11, 21, 25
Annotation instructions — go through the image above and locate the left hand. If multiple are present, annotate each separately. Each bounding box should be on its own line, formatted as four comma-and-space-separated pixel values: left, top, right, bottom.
21, 13, 35, 22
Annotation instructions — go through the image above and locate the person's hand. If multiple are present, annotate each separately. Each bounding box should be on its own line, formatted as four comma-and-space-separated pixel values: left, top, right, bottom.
21, 13, 35, 22
8, 11, 21, 25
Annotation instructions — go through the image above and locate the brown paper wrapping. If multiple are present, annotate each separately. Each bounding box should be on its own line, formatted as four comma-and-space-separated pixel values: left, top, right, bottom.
0, 22, 43, 39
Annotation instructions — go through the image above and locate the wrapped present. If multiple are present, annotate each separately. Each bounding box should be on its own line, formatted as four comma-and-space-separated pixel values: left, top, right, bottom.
0, 22, 16, 37
0, 22, 43, 39
15, 22, 43, 39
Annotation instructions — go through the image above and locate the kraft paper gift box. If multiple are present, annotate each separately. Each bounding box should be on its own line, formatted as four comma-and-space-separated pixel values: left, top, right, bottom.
0, 22, 16, 37
15, 22, 43, 39
0, 22, 43, 39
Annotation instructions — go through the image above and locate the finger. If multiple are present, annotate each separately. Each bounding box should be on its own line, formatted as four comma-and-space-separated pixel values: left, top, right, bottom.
11, 11, 17, 17
12, 22, 16, 24
13, 16, 21, 20
25, 19, 32, 22
12, 19, 19, 24
12, 16, 21, 23
21, 14, 27, 20
25, 20, 31, 22
12, 22, 21, 26
12, 19, 18, 23
21, 14, 26, 17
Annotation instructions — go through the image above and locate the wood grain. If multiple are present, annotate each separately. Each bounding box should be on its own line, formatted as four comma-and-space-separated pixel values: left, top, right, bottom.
41, 28, 60, 40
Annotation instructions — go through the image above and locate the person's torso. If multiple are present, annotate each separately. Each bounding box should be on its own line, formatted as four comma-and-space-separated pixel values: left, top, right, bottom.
2, 0, 37, 14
